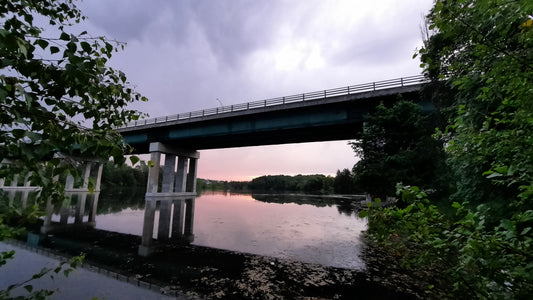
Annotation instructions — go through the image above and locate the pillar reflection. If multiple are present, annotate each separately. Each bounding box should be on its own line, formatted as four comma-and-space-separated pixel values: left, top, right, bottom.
0, 160, 103, 234
138, 142, 199, 256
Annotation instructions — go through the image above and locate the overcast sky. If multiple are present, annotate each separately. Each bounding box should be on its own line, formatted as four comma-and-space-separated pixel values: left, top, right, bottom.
76, 0, 433, 181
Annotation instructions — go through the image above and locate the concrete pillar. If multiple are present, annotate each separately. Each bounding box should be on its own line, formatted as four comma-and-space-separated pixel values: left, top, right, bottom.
41, 198, 54, 233
65, 174, 74, 191
7, 175, 17, 205
162, 154, 176, 193
59, 197, 70, 225
21, 173, 32, 209
94, 163, 103, 192
87, 192, 100, 225
10, 175, 19, 187
146, 152, 161, 194
82, 162, 92, 190
75, 192, 87, 224
175, 157, 188, 192
184, 198, 195, 241
158, 154, 176, 240
158, 200, 172, 240
172, 200, 185, 237
186, 158, 198, 193
139, 199, 157, 256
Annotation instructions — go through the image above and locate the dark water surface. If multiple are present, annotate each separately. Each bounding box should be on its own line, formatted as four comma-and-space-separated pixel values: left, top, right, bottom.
93, 190, 367, 269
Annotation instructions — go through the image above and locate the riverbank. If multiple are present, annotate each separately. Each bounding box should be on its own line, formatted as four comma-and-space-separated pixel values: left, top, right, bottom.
19, 228, 421, 299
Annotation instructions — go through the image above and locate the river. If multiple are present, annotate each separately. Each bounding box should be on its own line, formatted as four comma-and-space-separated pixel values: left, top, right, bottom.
93, 189, 367, 269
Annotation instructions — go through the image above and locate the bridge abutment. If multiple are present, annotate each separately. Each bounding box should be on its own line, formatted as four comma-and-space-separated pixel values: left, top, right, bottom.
138, 142, 199, 256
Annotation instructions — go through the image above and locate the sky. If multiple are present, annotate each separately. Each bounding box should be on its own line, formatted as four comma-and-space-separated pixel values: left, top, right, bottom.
74, 0, 434, 181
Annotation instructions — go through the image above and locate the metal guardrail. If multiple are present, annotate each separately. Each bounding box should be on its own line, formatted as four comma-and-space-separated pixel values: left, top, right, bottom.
121, 74, 427, 128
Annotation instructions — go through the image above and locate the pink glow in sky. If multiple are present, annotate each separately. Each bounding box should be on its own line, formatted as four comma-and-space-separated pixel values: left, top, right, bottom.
198, 140, 358, 181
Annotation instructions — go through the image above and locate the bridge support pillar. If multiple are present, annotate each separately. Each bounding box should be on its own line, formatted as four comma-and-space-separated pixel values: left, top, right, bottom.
39, 159, 103, 234
139, 142, 199, 257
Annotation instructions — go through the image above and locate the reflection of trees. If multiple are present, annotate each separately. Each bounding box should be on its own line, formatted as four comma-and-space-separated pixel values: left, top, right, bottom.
251, 194, 366, 217
97, 187, 146, 214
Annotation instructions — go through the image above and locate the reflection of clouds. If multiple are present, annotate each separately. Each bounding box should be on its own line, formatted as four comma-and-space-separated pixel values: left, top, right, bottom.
93, 191, 367, 268
193, 192, 367, 269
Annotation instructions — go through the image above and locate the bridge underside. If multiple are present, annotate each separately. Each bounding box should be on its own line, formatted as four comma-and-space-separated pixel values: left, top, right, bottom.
120, 87, 427, 153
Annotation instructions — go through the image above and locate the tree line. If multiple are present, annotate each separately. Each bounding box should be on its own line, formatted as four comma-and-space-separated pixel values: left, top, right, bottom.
102, 164, 361, 195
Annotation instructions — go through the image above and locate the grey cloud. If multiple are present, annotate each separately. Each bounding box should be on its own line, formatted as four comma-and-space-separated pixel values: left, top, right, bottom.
79, 0, 189, 42
188, 1, 285, 68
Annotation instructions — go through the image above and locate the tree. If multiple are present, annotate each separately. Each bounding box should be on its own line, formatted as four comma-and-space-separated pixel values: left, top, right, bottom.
0, 0, 146, 297
350, 101, 445, 202
333, 168, 356, 194
0, 0, 145, 202
418, 0, 533, 211
360, 1, 533, 298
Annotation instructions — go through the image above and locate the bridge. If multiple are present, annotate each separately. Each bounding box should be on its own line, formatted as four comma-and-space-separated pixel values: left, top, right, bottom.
3, 75, 431, 257
119, 75, 430, 255
118, 75, 429, 153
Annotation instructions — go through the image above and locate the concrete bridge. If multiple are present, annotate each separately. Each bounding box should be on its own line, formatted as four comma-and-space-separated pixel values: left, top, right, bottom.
117, 75, 430, 255
118, 75, 429, 153
3, 75, 430, 256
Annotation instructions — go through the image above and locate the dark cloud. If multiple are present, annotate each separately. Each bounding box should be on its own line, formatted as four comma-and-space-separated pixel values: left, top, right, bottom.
79, 0, 189, 42
188, 1, 284, 68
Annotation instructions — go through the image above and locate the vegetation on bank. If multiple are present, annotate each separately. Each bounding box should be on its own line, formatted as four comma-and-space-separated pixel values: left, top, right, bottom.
103, 164, 360, 195
357, 1, 533, 298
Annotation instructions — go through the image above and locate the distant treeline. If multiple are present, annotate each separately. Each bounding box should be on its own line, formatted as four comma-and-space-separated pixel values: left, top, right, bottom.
101, 160, 360, 195
101, 161, 149, 188
198, 169, 361, 194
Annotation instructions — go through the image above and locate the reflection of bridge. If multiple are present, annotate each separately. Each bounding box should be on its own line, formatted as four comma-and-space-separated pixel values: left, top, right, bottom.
3, 75, 429, 257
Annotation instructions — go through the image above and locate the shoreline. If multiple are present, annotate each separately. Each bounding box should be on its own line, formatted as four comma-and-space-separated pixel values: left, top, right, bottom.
13, 228, 418, 299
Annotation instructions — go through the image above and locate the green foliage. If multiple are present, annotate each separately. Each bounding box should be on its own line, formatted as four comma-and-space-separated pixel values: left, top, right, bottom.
350, 101, 446, 201
361, 1, 533, 297
0, 0, 147, 205
0, 1, 146, 298
101, 160, 148, 188
419, 0, 533, 210
363, 185, 533, 298
333, 168, 358, 194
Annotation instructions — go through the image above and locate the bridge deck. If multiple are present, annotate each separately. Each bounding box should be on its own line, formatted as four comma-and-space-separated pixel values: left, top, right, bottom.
117, 75, 429, 153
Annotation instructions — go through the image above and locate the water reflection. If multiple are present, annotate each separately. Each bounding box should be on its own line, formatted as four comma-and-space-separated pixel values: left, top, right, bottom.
94, 190, 367, 269
3, 187, 367, 269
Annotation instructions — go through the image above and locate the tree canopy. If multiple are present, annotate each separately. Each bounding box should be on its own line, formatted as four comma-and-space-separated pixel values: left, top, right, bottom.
350, 101, 445, 201
0, 0, 146, 199
361, 1, 532, 298
418, 0, 533, 209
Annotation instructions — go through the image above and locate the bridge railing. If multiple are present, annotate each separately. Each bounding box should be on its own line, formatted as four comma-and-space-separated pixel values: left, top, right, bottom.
121, 74, 427, 128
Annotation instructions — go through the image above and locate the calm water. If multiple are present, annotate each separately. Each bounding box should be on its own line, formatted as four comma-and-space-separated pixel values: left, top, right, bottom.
94, 190, 367, 269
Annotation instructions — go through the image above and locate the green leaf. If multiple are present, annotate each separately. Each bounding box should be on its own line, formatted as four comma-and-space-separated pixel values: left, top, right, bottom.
60, 32, 70, 41
80, 41, 92, 53
34, 39, 49, 50
129, 155, 140, 166
50, 46, 60, 54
